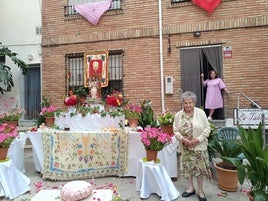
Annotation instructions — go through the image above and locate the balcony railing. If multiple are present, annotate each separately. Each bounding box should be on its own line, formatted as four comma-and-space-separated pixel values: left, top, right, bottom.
64, 0, 121, 17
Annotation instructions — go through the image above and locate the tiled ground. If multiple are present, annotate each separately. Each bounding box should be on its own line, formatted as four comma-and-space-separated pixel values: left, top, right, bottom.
1, 148, 250, 201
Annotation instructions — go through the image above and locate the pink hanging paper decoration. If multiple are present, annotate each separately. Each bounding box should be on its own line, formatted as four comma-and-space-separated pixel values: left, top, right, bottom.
74, 0, 112, 26
191, 0, 222, 13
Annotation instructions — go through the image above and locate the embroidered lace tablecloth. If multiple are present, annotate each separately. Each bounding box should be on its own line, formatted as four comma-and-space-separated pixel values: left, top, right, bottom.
41, 130, 128, 180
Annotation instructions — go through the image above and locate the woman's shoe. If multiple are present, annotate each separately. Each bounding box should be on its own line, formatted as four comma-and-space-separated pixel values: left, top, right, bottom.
181, 189, 195, 197
198, 194, 207, 201
208, 116, 212, 120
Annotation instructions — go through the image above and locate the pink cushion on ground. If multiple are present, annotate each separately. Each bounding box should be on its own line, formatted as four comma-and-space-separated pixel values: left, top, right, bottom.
61, 180, 93, 201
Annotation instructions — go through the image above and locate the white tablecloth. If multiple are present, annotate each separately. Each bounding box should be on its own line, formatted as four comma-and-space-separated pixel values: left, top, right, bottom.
0, 159, 30, 199
125, 131, 178, 178
27, 129, 178, 178
55, 112, 125, 130
136, 159, 179, 201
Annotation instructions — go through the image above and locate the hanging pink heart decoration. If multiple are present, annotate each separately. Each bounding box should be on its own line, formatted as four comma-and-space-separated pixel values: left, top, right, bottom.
191, 0, 222, 13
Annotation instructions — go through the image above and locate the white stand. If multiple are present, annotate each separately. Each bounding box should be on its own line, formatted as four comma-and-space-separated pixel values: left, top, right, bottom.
0, 159, 30, 199
136, 159, 179, 201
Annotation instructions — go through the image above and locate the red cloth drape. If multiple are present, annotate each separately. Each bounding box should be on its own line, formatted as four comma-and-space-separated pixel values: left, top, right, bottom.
191, 0, 222, 13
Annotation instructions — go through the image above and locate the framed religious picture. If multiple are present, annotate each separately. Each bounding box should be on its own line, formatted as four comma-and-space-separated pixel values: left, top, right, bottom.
84, 51, 109, 88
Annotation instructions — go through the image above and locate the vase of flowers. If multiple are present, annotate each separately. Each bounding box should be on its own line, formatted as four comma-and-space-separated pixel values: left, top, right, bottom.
0, 123, 18, 160
40, 106, 60, 127
141, 127, 172, 161
124, 103, 142, 127
157, 110, 175, 136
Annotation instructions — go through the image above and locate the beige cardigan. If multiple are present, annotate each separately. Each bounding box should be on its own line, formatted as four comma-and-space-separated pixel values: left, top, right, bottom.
173, 107, 211, 151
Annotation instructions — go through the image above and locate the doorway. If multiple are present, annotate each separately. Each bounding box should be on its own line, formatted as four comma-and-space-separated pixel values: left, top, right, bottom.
180, 45, 224, 119
24, 64, 41, 119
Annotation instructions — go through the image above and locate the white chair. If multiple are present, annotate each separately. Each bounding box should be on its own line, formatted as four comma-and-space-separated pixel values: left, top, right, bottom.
0, 159, 30, 199
7, 132, 27, 173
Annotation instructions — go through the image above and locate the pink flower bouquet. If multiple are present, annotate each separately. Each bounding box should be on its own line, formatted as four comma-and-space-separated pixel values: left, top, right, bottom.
141, 127, 172, 151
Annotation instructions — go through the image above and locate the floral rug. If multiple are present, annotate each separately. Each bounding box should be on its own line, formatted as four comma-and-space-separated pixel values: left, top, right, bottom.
42, 130, 128, 180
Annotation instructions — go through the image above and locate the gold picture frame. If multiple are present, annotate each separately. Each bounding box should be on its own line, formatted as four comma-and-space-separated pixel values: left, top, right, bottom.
84, 51, 109, 88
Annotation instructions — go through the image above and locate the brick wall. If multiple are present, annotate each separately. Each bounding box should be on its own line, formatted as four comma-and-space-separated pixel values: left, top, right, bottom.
41, 0, 268, 117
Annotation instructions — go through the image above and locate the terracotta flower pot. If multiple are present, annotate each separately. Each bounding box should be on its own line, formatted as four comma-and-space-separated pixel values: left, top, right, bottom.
214, 162, 238, 192
6, 120, 18, 127
45, 117, 55, 127
128, 117, 139, 128
145, 149, 158, 162
0, 147, 9, 160
161, 125, 174, 136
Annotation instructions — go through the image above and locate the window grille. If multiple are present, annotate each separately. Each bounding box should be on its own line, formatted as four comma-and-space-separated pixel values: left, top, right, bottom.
65, 0, 121, 16
171, 0, 190, 2
65, 51, 123, 100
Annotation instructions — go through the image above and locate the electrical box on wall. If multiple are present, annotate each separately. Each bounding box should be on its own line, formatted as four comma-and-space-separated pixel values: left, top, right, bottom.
165, 76, 173, 94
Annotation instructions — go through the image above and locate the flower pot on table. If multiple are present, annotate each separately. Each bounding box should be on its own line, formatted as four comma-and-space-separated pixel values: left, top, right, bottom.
45, 117, 55, 127
128, 117, 139, 128
0, 147, 9, 160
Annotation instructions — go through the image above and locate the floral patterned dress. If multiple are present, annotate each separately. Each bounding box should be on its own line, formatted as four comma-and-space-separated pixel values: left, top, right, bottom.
179, 112, 212, 180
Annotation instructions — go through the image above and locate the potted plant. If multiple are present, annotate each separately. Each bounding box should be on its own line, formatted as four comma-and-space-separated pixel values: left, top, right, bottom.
124, 103, 142, 127
209, 132, 242, 192
138, 100, 157, 128
224, 123, 268, 201
0, 107, 24, 126
75, 86, 88, 106
40, 105, 61, 127
141, 127, 172, 161
157, 109, 175, 136
0, 123, 18, 160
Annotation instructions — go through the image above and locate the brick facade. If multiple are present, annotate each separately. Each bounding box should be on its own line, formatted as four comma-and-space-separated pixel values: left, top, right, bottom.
41, 0, 268, 118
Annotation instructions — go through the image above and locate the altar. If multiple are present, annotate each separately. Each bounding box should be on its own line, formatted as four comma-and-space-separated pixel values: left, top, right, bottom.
27, 129, 178, 181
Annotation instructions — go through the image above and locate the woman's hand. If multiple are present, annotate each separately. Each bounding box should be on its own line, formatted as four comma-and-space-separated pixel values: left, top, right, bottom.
182, 137, 191, 148
190, 138, 199, 148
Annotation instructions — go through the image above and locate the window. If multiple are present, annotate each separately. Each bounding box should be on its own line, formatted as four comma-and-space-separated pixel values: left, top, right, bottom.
65, 0, 121, 16
65, 50, 123, 100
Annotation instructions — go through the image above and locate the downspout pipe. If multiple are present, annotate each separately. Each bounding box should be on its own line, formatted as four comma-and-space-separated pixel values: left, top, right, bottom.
158, 0, 165, 112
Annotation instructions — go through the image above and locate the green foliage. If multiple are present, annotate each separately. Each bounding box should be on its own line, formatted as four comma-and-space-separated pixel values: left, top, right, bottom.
34, 112, 45, 127
40, 94, 51, 107
208, 125, 242, 169
77, 105, 124, 118
0, 43, 28, 94
225, 123, 268, 201
138, 100, 157, 128
157, 110, 175, 126
207, 123, 219, 161
75, 86, 88, 98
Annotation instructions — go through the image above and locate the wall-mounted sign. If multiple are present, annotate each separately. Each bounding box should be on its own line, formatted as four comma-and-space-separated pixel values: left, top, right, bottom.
223, 46, 232, 58
233, 108, 268, 126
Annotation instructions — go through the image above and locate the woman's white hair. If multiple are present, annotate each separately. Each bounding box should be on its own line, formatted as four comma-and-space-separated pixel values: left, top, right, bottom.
181, 91, 197, 103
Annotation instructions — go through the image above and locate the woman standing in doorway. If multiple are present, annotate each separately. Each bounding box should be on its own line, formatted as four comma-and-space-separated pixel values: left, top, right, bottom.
201, 70, 229, 120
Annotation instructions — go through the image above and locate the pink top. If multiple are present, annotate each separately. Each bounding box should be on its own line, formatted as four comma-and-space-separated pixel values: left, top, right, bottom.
203, 78, 226, 109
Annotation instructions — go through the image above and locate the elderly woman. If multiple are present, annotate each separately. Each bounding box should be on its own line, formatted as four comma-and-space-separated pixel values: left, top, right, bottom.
173, 91, 211, 201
